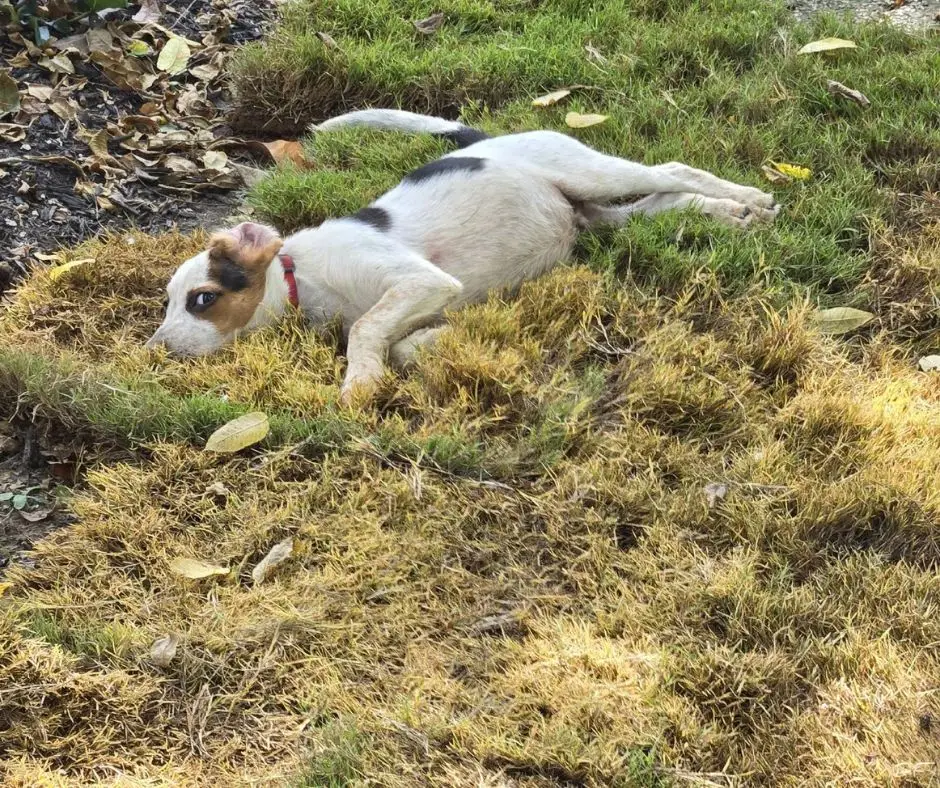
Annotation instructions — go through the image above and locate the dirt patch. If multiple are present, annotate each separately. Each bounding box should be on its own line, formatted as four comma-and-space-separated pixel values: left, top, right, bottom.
0, 0, 276, 291
788, 0, 940, 31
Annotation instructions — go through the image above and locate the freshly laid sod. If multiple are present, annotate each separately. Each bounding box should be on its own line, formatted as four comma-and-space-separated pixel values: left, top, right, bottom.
0, 0, 938, 785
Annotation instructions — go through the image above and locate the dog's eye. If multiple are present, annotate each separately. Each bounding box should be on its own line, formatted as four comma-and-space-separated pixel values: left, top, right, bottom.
186, 291, 220, 313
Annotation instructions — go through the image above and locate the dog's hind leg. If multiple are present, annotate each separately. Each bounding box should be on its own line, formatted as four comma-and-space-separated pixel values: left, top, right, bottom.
579, 193, 777, 229
474, 131, 777, 214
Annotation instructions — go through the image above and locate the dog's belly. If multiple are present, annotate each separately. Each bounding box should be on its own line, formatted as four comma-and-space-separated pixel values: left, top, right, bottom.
375, 161, 579, 306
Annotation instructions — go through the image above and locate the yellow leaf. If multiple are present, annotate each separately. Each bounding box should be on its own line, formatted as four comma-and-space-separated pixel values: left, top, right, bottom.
0, 582, 13, 597
812, 307, 875, 335
169, 557, 230, 579
769, 161, 811, 180
205, 412, 270, 453
157, 36, 191, 74
127, 40, 152, 57
797, 38, 857, 55
532, 89, 571, 108
761, 164, 791, 184
48, 258, 94, 281
565, 112, 608, 129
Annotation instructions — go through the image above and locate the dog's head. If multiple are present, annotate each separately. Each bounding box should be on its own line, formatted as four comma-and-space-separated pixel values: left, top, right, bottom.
147, 222, 283, 356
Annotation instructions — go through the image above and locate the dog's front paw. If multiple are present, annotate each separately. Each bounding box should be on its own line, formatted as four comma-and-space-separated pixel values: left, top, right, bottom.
339, 365, 383, 408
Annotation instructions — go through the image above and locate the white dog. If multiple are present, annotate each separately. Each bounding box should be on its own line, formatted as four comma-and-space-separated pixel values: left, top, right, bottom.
147, 108, 778, 403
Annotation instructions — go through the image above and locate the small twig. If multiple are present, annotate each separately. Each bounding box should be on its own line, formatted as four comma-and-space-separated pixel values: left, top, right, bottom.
826, 79, 871, 108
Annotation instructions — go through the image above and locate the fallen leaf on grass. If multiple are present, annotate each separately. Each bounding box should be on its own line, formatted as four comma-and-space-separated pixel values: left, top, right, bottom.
917, 355, 940, 372
0, 72, 20, 117
48, 258, 94, 281
532, 89, 571, 108
798, 38, 856, 55
565, 112, 608, 128
413, 12, 444, 34
812, 307, 875, 335
205, 412, 270, 453
704, 482, 728, 508
133, 0, 163, 24
157, 36, 191, 74
204, 481, 231, 498
251, 538, 294, 585
169, 557, 230, 579
766, 161, 811, 181
316, 31, 339, 49
149, 634, 179, 667
827, 80, 870, 107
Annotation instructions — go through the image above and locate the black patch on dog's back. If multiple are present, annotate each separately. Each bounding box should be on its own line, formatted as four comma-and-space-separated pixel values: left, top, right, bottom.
437, 126, 490, 149
404, 156, 485, 184
211, 257, 249, 292
351, 205, 391, 232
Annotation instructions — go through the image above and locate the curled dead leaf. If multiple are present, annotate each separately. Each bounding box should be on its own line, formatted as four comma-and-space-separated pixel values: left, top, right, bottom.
532, 89, 571, 108
149, 633, 179, 667
251, 538, 294, 585
169, 557, 230, 579
413, 12, 445, 34
704, 482, 728, 509
247, 139, 311, 168
132, 0, 163, 24
202, 150, 228, 170
0, 123, 26, 142
826, 80, 870, 108
316, 31, 339, 49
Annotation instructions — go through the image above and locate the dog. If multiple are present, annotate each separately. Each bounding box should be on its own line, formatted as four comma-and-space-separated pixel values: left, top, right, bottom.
147, 108, 779, 404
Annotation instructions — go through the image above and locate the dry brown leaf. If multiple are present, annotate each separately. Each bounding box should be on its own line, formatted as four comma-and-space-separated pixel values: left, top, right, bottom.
532, 89, 571, 108
204, 412, 270, 453
39, 54, 76, 74
704, 482, 728, 508
0, 72, 19, 118
85, 28, 114, 53
26, 85, 53, 101
565, 111, 608, 128
761, 164, 791, 184
169, 557, 229, 579
132, 0, 163, 24
202, 150, 228, 170
414, 12, 445, 34
149, 633, 178, 667
0, 124, 26, 142
316, 31, 339, 49
18, 505, 54, 523
251, 538, 294, 585
204, 481, 231, 498
190, 62, 221, 81
230, 161, 269, 188
251, 139, 310, 168
826, 80, 870, 108
83, 129, 111, 160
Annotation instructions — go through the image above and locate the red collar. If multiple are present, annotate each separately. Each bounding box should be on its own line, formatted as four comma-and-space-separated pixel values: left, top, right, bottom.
279, 253, 299, 308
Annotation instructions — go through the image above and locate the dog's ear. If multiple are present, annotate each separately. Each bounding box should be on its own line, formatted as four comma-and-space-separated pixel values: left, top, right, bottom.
208, 222, 282, 272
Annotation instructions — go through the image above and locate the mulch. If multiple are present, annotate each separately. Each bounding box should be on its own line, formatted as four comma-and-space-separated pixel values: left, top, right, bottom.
0, 0, 277, 292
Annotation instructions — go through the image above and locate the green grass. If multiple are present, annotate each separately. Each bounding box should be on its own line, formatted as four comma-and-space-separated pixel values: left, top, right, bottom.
0, 1, 938, 786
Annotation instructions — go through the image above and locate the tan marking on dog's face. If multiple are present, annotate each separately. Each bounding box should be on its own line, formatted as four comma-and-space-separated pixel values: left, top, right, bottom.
146, 222, 283, 356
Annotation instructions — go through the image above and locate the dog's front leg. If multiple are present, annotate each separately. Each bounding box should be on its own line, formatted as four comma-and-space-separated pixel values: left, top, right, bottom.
341, 270, 462, 405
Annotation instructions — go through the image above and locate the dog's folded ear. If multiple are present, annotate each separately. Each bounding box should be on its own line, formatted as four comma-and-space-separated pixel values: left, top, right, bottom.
208, 222, 282, 272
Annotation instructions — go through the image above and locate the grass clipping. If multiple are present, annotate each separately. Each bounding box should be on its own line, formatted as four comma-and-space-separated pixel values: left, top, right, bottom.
0, 228, 938, 785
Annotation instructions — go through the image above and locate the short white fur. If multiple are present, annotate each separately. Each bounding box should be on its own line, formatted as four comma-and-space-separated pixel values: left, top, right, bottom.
148, 109, 779, 403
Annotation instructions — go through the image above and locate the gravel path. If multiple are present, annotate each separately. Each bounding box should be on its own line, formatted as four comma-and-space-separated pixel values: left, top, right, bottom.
788, 0, 939, 31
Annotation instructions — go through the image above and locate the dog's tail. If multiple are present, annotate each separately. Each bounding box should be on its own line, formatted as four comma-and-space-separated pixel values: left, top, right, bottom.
311, 108, 491, 149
